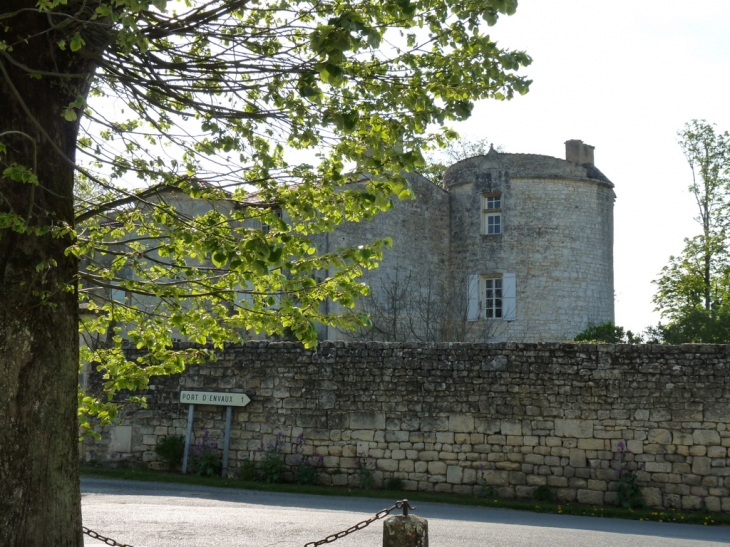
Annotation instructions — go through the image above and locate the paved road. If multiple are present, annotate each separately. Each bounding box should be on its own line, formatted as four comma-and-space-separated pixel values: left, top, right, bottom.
81, 479, 729, 547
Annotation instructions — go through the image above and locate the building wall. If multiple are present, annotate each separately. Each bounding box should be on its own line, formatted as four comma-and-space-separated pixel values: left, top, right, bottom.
313, 173, 451, 340
444, 150, 615, 341
84, 342, 730, 513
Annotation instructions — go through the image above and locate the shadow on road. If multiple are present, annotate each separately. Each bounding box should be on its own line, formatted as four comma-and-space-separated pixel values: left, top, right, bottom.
81, 478, 730, 545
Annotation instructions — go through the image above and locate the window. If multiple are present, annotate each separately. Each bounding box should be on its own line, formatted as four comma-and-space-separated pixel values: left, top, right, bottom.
483, 277, 502, 318
467, 273, 516, 321
482, 193, 502, 235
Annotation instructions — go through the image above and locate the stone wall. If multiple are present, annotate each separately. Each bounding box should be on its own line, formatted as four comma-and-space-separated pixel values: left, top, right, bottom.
83, 342, 730, 512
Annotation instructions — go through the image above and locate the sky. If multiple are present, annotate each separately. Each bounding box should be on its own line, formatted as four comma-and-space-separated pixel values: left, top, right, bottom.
449, 0, 730, 334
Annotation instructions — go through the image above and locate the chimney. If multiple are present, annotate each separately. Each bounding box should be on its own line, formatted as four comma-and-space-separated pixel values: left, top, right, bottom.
565, 139, 595, 165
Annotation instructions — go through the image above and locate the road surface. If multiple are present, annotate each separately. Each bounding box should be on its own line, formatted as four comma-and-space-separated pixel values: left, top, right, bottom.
81, 478, 729, 547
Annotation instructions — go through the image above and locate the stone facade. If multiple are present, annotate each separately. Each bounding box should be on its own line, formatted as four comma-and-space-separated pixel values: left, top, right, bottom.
326, 141, 615, 343
83, 341, 730, 512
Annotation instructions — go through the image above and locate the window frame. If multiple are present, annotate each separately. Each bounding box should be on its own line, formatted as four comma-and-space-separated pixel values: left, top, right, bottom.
481, 276, 503, 319
481, 192, 502, 235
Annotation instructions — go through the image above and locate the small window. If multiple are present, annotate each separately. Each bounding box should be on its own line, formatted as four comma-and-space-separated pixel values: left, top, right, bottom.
482, 193, 502, 235
483, 277, 503, 318
467, 273, 516, 322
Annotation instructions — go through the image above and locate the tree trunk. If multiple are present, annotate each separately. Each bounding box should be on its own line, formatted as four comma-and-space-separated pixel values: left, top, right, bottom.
0, 3, 93, 545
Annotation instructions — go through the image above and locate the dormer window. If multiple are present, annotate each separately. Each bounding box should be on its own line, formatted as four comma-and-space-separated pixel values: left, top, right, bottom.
482, 193, 502, 235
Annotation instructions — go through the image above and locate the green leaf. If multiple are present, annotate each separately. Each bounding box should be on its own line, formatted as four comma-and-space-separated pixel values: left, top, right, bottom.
69, 33, 85, 52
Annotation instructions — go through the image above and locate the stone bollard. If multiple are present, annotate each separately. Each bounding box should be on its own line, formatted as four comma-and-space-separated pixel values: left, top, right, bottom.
383, 501, 428, 547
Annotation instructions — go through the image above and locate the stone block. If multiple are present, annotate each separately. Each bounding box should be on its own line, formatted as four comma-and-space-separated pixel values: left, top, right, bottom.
501, 420, 522, 436
587, 480, 607, 491
626, 440, 643, 454
645, 462, 672, 473
570, 448, 586, 468
682, 495, 702, 511
449, 413, 475, 433
672, 432, 694, 446
555, 419, 593, 439
447, 465, 463, 484
577, 489, 604, 505
705, 403, 730, 423
350, 412, 385, 430
385, 431, 409, 443
436, 432, 455, 444
351, 430, 375, 442
509, 471, 527, 485
428, 461, 447, 475
689, 445, 707, 456
692, 457, 712, 475
647, 429, 672, 445
556, 488, 577, 502
506, 436, 524, 446
650, 409, 672, 422
377, 459, 399, 472
707, 446, 727, 458
421, 416, 448, 432
142, 435, 157, 446
693, 430, 721, 446
482, 470, 509, 486
475, 418, 501, 434
578, 438, 605, 450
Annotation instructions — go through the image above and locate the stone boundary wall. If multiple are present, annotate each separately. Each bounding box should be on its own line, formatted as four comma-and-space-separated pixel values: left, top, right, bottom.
82, 342, 730, 512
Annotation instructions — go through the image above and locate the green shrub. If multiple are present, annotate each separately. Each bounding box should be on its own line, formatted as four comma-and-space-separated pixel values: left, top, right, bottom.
190, 429, 221, 477
154, 435, 186, 470
194, 451, 221, 477
257, 433, 287, 483
574, 322, 643, 344
614, 441, 647, 509
386, 477, 405, 491
296, 458, 322, 485
357, 459, 375, 490
239, 459, 257, 481
476, 465, 497, 499
533, 485, 555, 502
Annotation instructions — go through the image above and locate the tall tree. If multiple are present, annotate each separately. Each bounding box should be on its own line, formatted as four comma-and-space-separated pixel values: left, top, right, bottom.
0, 0, 531, 543
653, 120, 730, 342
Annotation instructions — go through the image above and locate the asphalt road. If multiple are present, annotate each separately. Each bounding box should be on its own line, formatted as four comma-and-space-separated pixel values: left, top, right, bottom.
81, 478, 730, 547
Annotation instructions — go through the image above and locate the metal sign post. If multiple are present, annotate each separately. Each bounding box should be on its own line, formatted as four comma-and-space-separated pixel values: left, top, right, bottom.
222, 406, 233, 476
181, 404, 194, 474
178, 390, 251, 475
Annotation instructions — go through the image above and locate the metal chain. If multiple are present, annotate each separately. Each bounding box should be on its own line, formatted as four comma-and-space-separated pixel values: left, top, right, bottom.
303, 500, 415, 547
83, 499, 415, 547
82, 526, 135, 547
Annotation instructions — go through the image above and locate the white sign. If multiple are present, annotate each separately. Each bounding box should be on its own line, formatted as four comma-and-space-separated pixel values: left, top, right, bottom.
179, 390, 251, 407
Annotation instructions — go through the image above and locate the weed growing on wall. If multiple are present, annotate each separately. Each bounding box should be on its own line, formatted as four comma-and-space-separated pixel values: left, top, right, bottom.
292, 434, 323, 485
257, 432, 287, 483
154, 435, 186, 471
386, 477, 405, 491
533, 485, 556, 502
191, 430, 221, 477
613, 441, 647, 509
357, 458, 375, 490
476, 464, 497, 499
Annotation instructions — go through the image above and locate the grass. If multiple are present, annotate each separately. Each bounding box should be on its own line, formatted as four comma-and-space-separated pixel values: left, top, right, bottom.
80, 465, 729, 528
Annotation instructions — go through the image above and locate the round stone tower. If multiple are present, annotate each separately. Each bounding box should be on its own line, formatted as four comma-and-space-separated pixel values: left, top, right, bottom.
443, 140, 615, 342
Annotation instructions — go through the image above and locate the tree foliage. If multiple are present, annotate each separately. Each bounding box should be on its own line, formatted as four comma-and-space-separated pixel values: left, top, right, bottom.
652, 120, 730, 343
421, 137, 501, 184
0, 0, 531, 433
573, 322, 643, 344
